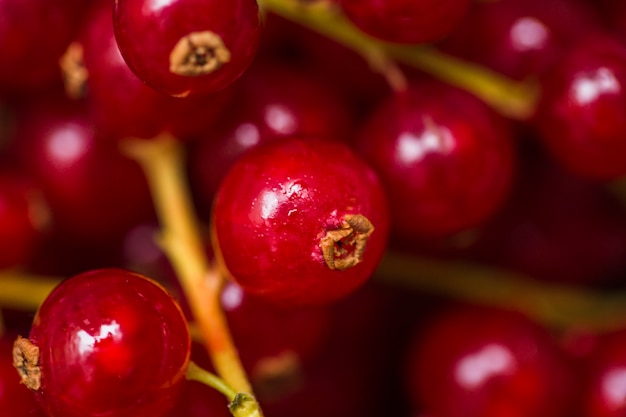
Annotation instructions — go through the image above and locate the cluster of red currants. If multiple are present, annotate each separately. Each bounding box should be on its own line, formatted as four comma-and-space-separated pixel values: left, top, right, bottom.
1, 0, 626, 416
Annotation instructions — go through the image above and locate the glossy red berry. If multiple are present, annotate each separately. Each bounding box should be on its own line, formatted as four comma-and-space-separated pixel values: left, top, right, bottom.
77, 2, 233, 140
188, 61, 353, 213
16, 269, 190, 417
113, 0, 261, 97
337, 0, 470, 44
534, 35, 626, 179
583, 329, 626, 417
10, 96, 153, 244
212, 137, 389, 306
407, 306, 576, 417
355, 83, 515, 238
440, 0, 600, 80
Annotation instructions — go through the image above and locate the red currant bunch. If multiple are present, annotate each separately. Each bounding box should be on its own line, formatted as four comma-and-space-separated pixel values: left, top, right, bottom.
0, 1, 624, 417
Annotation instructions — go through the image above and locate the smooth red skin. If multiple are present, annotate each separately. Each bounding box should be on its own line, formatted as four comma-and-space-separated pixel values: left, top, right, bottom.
81, 3, 233, 140
0, 0, 86, 93
466, 145, 626, 285
534, 35, 626, 179
11, 97, 154, 244
188, 61, 353, 214
29, 269, 190, 417
356, 84, 515, 237
439, 0, 600, 80
338, 0, 469, 44
221, 281, 330, 382
0, 174, 43, 269
0, 335, 46, 417
583, 330, 626, 417
407, 306, 576, 417
213, 138, 389, 306
113, 0, 261, 97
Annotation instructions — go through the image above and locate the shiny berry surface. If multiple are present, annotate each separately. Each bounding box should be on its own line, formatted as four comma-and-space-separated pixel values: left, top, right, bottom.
188, 61, 353, 212
79, 2, 232, 140
440, 0, 600, 80
407, 306, 576, 417
583, 329, 626, 417
356, 83, 515, 238
10, 96, 153, 244
113, 0, 261, 97
26, 269, 190, 417
213, 137, 389, 306
534, 35, 626, 179
338, 0, 470, 44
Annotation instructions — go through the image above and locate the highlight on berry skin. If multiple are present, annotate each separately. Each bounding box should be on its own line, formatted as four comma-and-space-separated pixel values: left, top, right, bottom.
13, 269, 191, 417
212, 137, 390, 307
113, 0, 262, 97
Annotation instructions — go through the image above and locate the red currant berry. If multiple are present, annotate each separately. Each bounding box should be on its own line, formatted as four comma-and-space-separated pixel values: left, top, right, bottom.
534, 35, 626, 179
10, 96, 153, 244
76, 2, 233, 140
440, 0, 600, 80
113, 0, 261, 97
14, 269, 190, 417
407, 305, 577, 417
212, 137, 389, 306
188, 61, 353, 214
0, 173, 46, 269
221, 281, 330, 397
0, 0, 87, 93
337, 0, 470, 44
583, 329, 626, 417
355, 82, 515, 238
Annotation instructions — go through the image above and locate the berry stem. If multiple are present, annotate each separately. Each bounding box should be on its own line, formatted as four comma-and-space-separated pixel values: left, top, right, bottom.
122, 136, 258, 404
186, 361, 237, 400
0, 272, 60, 310
186, 362, 262, 417
378, 252, 626, 332
258, 0, 538, 119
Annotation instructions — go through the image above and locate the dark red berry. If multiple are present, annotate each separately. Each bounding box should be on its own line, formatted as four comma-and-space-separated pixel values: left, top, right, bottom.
221, 281, 330, 397
355, 82, 515, 238
0, 0, 87, 93
534, 35, 626, 179
188, 61, 353, 214
17, 268, 190, 417
0, 173, 46, 269
10, 96, 154, 244
113, 0, 261, 97
583, 329, 626, 417
337, 0, 470, 44
407, 305, 577, 417
212, 137, 389, 306
76, 2, 233, 140
440, 0, 600, 80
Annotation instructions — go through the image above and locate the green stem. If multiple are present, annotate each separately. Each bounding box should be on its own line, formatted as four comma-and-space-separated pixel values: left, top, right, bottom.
378, 252, 626, 332
258, 0, 538, 119
186, 362, 263, 417
0, 272, 60, 310
186, 361, 237, 400
122, 136, 257, 400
